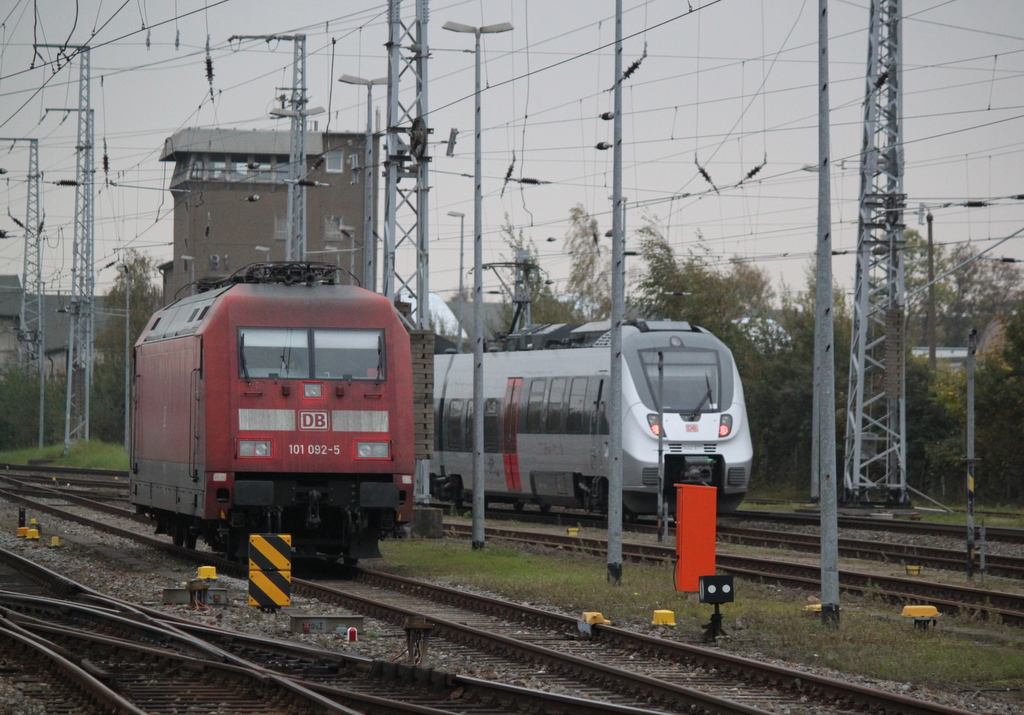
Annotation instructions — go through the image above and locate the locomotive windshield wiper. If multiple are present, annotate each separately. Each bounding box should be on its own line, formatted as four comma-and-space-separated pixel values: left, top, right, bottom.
688, 374, 714, 421
239, 334, 250, 383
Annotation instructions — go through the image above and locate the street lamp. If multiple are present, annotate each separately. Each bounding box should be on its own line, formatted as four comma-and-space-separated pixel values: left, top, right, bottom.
444, 18, 514, 552
448, 210, 466, 352
180, 255, 195, 296
339, 73, 387, 292
254, 245, 271, 262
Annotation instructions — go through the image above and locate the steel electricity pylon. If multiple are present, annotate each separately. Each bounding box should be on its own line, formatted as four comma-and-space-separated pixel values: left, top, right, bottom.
843, 0, 908, 505
383, 0, 431, 324
231, 34, 322, 261
0, 136, 44, 447
37, 44, 95, 451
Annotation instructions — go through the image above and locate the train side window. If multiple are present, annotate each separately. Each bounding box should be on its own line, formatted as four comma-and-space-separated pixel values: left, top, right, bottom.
434, 400, 443, 452
584, 377, 603, 435
483, 398, 502, 453
524, 378, 546, 433
464, 399, 474, 449
446, 399, 464, 452
566, 377, 587, 434
546, 377, 566, 433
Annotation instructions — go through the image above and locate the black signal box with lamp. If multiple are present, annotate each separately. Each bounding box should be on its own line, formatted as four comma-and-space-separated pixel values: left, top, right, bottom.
698, 575, 734, 641
698, 575, 734, 604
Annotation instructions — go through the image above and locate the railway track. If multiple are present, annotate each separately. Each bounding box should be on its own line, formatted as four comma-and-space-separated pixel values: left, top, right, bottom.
1, 488, 986, 714
732, 509, 1024, 546
479, 505, 1024, 579
0, 541, 661, 715
447, 523, 1024, 627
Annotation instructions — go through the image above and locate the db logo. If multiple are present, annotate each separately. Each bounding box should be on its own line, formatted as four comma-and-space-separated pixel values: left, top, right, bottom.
686, 424, 699, 433
299, 411, 329, 430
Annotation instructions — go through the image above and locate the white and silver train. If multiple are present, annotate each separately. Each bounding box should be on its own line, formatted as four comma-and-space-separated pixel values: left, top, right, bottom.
430, 320, 752, 515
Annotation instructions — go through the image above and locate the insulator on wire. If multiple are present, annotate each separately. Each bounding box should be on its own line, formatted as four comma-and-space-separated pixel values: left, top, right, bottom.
744, 162, 765, 181
622, 44, 647, 81
695, 157, 718, 193
56, 179, 79, 186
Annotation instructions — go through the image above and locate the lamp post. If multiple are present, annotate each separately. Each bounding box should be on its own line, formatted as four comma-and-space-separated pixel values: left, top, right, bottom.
444, 18, 514, 551
119, 264, 130, 453
339, 74, 387, 292
448, 210, 466, 352
180, 255, 195, 296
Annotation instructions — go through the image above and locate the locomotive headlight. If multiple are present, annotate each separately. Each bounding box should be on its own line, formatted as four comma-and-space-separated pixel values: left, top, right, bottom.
719, 414, 733, 437
238, 439, 272, 458
303, 382, 323, 398
646, 414, 662, 436
356, 441, 390, 459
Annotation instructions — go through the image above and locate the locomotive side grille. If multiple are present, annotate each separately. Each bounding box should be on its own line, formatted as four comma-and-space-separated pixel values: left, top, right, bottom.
239, 409, 296, 431
704, 443, 716, 453
642, 467, 660, 485
727, 467, 746, 486
332, 410, 389, 432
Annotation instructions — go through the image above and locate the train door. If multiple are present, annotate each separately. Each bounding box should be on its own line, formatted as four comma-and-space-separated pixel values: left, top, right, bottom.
586, 377, 608, 472
188, 337, 203, 482
502, 378, 523, 490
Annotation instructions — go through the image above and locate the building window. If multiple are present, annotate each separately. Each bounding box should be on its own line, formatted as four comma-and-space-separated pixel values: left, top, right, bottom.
348, 154, 360, 184
247, 155, 273, 181
274, 215, 287, 242
325, 149, 345, 173
324, 216, 355, 243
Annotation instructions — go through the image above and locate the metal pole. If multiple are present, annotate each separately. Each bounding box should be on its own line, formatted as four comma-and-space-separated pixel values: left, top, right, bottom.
38, 281, 45, 448
471, 29, 486, 551
457, 214, 466, 352
816, 0, 840, 628
607, 0, 624, 584
364, 83, 376, 291
966, 328, 977, 579
124, 266, 130, 453
657, 351, 665, 543
927, 212, 936, 371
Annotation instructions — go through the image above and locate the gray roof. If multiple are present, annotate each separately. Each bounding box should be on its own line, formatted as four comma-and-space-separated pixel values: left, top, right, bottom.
1, 275, 109, 354
160, 127, 357, 161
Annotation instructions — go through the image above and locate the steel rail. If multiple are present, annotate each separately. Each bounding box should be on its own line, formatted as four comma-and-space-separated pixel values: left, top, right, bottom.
448, 524, 1024, 626
352, 563, 978, 715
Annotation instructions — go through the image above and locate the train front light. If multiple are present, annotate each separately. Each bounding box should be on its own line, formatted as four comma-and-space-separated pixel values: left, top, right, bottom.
356, 441, 391, 459
719, 414, 733, 437
238, 439, 273, 458
646, 414, 662, 436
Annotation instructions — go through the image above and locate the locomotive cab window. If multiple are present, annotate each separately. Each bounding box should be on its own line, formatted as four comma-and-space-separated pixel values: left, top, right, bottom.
313, 329, 384, 380
237, 328, 384, 381
238, 328, 309, 379
639, 348, 721, 415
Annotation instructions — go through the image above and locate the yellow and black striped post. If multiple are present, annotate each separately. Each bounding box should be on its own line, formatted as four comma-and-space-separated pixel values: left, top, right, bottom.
248, 534, 292, 611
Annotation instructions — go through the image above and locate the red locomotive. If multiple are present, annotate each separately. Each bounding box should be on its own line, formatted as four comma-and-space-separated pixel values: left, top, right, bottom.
130, 263, 414, 561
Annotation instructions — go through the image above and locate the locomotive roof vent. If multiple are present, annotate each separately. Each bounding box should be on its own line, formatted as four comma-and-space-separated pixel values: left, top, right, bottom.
196, 262, 350, 293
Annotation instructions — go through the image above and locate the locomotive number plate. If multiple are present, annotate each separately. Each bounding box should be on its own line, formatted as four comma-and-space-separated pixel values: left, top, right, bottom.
288, 444, 342, 456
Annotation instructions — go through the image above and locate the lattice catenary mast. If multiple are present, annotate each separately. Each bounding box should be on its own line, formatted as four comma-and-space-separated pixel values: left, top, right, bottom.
843, 0, 908, 505
383, 0, 430, 324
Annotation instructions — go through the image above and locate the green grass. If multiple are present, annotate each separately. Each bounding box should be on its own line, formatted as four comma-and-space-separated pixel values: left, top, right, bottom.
0, 441, 129, 471
372, 537, 1024, 693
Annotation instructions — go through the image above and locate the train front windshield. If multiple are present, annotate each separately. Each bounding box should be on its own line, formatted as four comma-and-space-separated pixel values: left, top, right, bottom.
638, 348, 721, 414
238, 327, 385, 380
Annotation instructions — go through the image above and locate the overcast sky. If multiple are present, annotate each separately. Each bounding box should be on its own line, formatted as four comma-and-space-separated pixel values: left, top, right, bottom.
1, 0, 1022, 310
